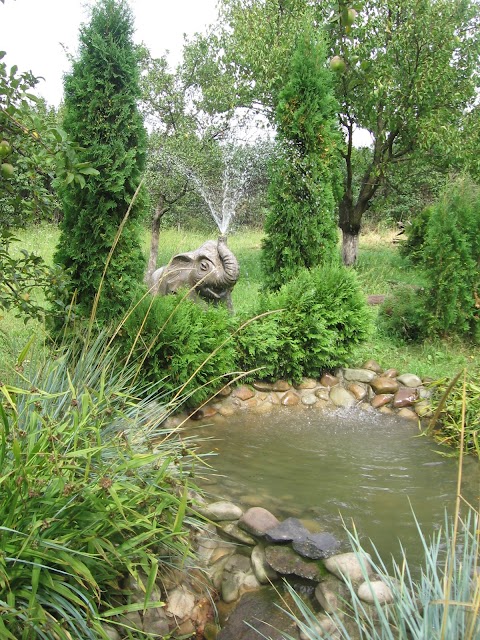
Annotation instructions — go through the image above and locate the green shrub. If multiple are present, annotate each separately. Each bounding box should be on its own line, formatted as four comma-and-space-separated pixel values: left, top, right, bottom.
55, 0, 147, 324
235, 263, 371, 382
422, 178, 480, 340
378, 286, 428, 343
0, 331, 204, 638
399, 205, 433, 264
261, 24, 341, 291
122, 292, 237, 407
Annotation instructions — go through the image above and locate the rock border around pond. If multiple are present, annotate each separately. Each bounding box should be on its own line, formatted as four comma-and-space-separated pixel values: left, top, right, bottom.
181, 359, 433, 424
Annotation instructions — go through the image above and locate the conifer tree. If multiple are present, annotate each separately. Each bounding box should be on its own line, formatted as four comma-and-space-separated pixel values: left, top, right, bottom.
55, 0, 146, 322
261, 24, 341, 291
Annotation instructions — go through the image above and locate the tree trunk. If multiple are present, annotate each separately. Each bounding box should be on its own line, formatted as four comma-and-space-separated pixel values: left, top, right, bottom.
342, 229, 359, 266
144, 199, 164, 285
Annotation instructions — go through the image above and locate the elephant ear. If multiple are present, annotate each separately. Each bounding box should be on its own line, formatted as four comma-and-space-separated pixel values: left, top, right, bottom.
162, 254, 195, 294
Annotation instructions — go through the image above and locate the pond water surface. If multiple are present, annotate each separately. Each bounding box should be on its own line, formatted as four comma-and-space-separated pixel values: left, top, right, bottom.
189, 408, 479, 568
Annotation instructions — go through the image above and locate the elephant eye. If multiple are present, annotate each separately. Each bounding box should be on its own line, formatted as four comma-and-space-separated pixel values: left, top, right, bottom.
200, 260, 210, 271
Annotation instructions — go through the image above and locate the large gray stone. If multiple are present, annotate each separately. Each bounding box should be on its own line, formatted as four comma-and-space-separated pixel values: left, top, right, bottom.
315, 577, 350, 612
238, 507, 280, 536
264, 545, 327, 581
324, 552, 373, 583
221, 554, 261, 603
199, 501, 243, 522
397, 373, 422, 387
330, 386, 356, 408
343, 368, 376, 383
357, 579, 394, 604
265, 517, 308, 543
292, 532, 340, 560
251, 545, 279, 584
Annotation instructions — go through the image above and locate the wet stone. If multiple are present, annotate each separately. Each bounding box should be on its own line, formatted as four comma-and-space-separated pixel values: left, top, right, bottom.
315, 387, 330, 401
264, 545, 327, 581
320, 373, 339, 387
238, 507, 280, 537
281, 390, 300, 406
301, 392, 318, 406
330, 386, 356, 408
397, 407, 418, 421
343, 368, 376, 383
232, 385, 255, 401
292, 532, 341, 560
347, 383, 367, 401
272, 380, 291, 392
361, 359, 383, 373
295, 377, 318, 390
252, 380, 274, 392
397, 373, 422, 387
265, 517, 308, 544
199, 501, 243, 522
370, 393, 393, 409
370, 376, 399, 394
383, 368, 399, 379
220, 522, 257, 545
393, 387, 418, 408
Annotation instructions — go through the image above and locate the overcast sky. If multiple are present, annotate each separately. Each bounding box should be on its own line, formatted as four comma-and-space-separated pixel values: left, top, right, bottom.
2, 0, 220, 106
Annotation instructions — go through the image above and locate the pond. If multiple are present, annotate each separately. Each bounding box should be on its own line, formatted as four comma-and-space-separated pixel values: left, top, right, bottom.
188, 407, 479, 568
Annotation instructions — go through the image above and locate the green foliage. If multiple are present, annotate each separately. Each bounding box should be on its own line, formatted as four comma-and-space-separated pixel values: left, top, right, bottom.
54, 0, 147, 323
0, 53, 96, 227
261, 25, 342, 290
0, 229, 67, 323
0, 53, 98, 322
235, 263, 371, 382
0, 331, 203, 638
428, 370, 480, 455
422, 178, 480, 339
122, 292, 237, 407
378, 286, 428, 343
399, 205, 433, 264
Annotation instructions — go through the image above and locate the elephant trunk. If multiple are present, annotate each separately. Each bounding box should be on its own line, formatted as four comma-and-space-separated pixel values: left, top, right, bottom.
217, 236, 239, 287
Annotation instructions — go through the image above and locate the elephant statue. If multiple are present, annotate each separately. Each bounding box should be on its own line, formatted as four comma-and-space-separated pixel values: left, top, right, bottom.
150, 236, 239, 311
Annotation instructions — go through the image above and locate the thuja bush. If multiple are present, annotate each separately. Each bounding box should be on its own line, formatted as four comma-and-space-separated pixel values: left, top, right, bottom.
422, 178, 480, 340
0, 331, 204, 638
235, 263, 371, 382
261, 23, 342, 291
399, 205, 433, 264
54, 0, 147, 323
378, 286, 428, 343
383, 177, 480, 343
122, 292, 237, 408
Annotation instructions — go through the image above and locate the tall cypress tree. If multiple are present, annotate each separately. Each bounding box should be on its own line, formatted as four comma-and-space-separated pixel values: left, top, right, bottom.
55, 0, 146, 322
262, 24, 342, 291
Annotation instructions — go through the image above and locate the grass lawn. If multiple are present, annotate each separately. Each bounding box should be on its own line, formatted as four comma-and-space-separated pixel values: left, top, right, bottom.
1, 222, 478, 383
